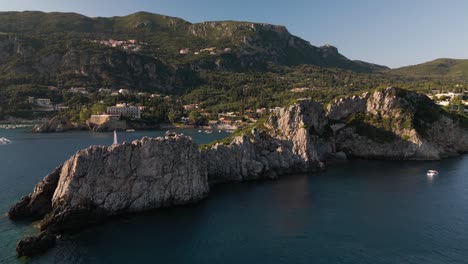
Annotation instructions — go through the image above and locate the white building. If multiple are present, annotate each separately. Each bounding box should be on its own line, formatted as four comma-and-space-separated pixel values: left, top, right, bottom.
179, 48, 190, 55
28, 97, 55, 111
107, 103, 141, 119
118, 89, 130, 95
35, 98, 52, 107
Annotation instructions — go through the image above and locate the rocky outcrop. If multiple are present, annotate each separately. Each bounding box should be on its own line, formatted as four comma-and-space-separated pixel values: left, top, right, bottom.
50, 135, 206, 231
202, 100, 333, 183
327, 87, 468, 160
9, 134, 208, 256
88, 119, 127, 132
16, 232, 56, 257
8, 166, 62, 220
32, 116, 86, 133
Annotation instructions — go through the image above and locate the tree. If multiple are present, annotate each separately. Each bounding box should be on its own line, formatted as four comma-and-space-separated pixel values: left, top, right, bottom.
188, 111, 208, 126
79, 108, 92, 122
90, 103, 107, 115
168, 109, 183, 123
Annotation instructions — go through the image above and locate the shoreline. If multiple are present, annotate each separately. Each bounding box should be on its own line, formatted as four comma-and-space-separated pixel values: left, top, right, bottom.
7, 88, 468, 257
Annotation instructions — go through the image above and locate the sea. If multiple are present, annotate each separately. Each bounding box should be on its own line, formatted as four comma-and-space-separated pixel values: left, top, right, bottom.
0, 128, 467, 264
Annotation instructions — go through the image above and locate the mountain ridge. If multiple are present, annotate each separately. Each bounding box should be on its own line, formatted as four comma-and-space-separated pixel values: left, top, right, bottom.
391, 58, 468, 80
0, 11, 388, 74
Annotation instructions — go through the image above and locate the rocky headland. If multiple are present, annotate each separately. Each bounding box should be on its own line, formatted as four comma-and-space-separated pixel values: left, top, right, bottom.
32, 116, 88, 133
327, 87, 468, 159
9, 87, 468, 257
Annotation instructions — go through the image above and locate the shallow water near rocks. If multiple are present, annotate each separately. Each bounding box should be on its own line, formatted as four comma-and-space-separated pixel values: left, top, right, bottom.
1, 128, 468, 263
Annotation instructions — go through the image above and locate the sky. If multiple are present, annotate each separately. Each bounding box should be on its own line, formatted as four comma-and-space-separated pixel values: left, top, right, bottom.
0, 0, 467, 68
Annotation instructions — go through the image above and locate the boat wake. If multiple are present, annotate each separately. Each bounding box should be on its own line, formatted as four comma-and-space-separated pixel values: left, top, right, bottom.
0, 137, 12, 145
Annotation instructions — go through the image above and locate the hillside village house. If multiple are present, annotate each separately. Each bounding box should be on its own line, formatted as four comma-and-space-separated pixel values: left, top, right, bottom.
69, 87, 88, 94
107, 103, 141, 119
27, 97, 55, 111
183, 104, 199, 111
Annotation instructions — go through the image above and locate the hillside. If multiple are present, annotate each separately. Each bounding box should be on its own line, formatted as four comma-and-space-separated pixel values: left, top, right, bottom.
391, 58, 468, 80
0, 11, 388, 93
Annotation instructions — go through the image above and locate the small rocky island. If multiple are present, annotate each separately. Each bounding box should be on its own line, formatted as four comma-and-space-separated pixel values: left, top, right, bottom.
8, 87, 468, 257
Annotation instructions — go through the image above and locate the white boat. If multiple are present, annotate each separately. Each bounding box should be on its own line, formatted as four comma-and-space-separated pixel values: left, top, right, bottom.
204, 130, 213, 134
427, 170, 439, 176
0, 137, 12, 145
113, 130, 118, 145
198, 130, 202, 133
126, 129, 135, 132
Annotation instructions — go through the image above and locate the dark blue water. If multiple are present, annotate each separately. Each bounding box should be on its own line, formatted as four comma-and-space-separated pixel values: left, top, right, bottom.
1, 129, 468, 263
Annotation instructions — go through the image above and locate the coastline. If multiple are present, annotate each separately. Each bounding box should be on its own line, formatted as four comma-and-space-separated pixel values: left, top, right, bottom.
7, 87, 468, 257
28, 116, 239, 133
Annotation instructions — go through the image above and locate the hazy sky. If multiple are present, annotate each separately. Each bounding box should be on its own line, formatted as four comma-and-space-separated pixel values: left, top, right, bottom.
0, 0, 467, 68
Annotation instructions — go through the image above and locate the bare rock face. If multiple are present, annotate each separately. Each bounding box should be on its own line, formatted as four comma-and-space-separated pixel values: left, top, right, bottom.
425, 115, 468, 157
42, 135, 208, 232
202, 100, 333, 183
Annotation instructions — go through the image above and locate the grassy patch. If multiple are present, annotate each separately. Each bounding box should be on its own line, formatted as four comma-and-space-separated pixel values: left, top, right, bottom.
198, 114, 272, 150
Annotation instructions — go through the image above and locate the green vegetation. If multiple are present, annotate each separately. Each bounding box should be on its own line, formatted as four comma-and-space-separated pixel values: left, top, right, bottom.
0, 11, 466, 130
391, 58, 468, 80
198, 115, 272, 150
188, 111, 208, 126
345, 113, 399, 143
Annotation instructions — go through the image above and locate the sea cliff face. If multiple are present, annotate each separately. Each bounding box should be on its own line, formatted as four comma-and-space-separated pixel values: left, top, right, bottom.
9, 87, 468, 257
327, 87, 468, 159
202, 100, 332, 183
10, 134, 208, 256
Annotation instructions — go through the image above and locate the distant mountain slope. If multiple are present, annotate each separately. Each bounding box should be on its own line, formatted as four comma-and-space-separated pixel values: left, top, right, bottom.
0, 11, 395, 95
391, 58, 468, 80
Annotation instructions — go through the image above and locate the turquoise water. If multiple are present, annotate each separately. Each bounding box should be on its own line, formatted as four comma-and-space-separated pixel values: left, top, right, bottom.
1, 129, 468, 263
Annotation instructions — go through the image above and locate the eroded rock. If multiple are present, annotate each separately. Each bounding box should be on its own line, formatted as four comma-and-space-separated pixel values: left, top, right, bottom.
8, 166, 62, 220
16, 232, 56, 257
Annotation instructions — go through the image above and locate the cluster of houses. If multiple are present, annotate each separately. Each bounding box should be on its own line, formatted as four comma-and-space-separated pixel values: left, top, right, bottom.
177, 104, 279, 129
66, 87, 166, 99
428, 91, 468, 113
179, 47, 232, 56
91, 39, 144, 52
69, 87, 89, 94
